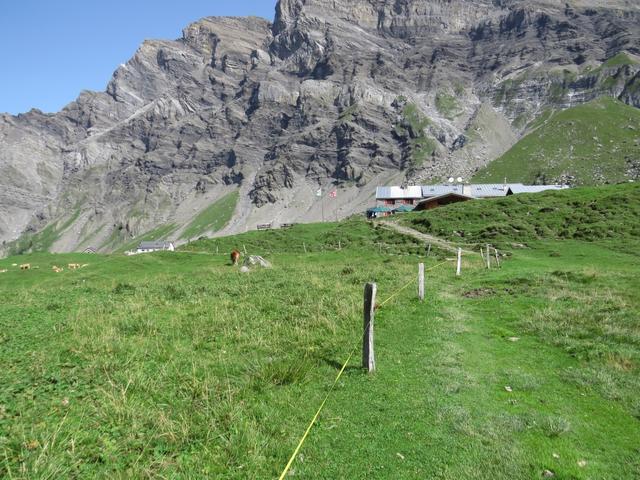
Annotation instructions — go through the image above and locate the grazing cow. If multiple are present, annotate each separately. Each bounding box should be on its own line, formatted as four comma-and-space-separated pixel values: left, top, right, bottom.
53, 266, 64, 273
68, 263, 81, 270
20, 264, 31, 270
0, 269, 7, 274
230, 249, 241, 266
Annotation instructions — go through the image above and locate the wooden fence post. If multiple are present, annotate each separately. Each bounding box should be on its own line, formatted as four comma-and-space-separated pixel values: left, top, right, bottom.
456, 248, 462, 277
339, 240, 342, 251
303, 243, 307, 254
427, 244, 432, 258
418, 263, 425, 302
363, 283, 377, 373
494, 247, 501, 268
243, 245, 247, 255
486, 244, 491, 269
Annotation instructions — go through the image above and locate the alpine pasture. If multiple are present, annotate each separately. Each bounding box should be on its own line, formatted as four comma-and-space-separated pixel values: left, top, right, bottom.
1, 185, 639, 479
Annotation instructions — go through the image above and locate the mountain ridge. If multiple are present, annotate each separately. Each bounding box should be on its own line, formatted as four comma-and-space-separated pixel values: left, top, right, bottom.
1, 0, 640, 254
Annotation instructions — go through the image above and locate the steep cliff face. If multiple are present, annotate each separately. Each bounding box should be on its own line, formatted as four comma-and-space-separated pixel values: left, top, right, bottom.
1, 0, 639, 254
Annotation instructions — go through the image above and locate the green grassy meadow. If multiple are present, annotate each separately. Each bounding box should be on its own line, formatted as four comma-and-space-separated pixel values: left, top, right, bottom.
473, 97, 640, 185
1, 187, 639, 478
401, 183, 640, 250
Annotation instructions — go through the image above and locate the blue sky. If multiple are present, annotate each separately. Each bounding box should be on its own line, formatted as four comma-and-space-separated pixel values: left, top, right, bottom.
0, 0, 278, 115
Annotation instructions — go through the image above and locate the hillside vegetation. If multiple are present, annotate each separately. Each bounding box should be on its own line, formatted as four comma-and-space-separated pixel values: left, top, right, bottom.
401, 183, 640, 248
180, 191, 240, 241
1, 185, 639, 478
5, 209, 82, 256
182, 218, 426, 256
473, 98, 640, 185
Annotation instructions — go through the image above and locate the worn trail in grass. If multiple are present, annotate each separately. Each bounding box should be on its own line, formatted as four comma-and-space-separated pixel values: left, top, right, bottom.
292, 243, 640, 479
1, 226, 639, 478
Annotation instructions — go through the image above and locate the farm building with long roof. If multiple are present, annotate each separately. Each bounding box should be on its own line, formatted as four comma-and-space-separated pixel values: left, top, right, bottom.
376, 183, 569, 207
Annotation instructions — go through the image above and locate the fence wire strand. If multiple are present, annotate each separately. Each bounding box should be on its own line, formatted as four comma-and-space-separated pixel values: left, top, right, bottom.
278, 259, 453, 479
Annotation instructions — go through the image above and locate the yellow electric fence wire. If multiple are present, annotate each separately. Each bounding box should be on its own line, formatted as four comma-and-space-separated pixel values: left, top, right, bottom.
277, 349, 356, 480
278, 259, 453, 479
377, 260, 450, 308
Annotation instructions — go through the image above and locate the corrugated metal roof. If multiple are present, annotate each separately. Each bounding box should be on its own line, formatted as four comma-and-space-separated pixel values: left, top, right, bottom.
421, 185, 463, 197
422, 184, 513, 197
138, 241, 173, 250
467, 184, 511, 198
420, 192, 475, 202
376, 186, 423, 199
378, 184, 570, 200
508, 185, 568, 194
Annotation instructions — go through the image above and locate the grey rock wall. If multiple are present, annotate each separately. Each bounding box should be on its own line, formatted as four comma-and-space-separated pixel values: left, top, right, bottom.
1, 0, 639, 254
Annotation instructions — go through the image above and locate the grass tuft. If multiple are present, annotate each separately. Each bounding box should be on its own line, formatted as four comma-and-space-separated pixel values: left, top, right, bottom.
540, 416, 572, 438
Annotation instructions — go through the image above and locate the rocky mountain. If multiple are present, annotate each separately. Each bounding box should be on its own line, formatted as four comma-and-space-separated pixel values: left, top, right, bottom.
1, 0, 639, 254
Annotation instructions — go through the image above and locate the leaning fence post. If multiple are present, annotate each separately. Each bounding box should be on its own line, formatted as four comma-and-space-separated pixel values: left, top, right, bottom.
418, 263, 425, 301
486, 244, 491, 269
456, 248, 462, 276
363, 283, 377, 373
494, 247, 501, 268
243, 245, 247, 255
426, 244, 432, 258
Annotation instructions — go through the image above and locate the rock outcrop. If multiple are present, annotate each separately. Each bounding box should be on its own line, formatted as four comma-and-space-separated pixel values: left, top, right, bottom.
1, 0, 639, 254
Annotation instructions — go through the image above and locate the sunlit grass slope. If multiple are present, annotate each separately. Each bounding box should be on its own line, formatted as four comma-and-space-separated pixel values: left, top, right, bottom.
474, 97, 640, 185
1, 187, 639, 478
401, 183, 640, 248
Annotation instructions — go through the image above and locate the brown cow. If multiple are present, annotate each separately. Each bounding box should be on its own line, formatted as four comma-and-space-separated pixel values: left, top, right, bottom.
230, 249, 241, 266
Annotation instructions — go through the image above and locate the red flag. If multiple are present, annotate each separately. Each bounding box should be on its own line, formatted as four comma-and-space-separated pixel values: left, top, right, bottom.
329, 190, 337, 198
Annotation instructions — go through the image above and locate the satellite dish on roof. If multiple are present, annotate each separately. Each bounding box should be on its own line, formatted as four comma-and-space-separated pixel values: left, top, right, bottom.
448, 177, 455, 183
456, 177, 463, 183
